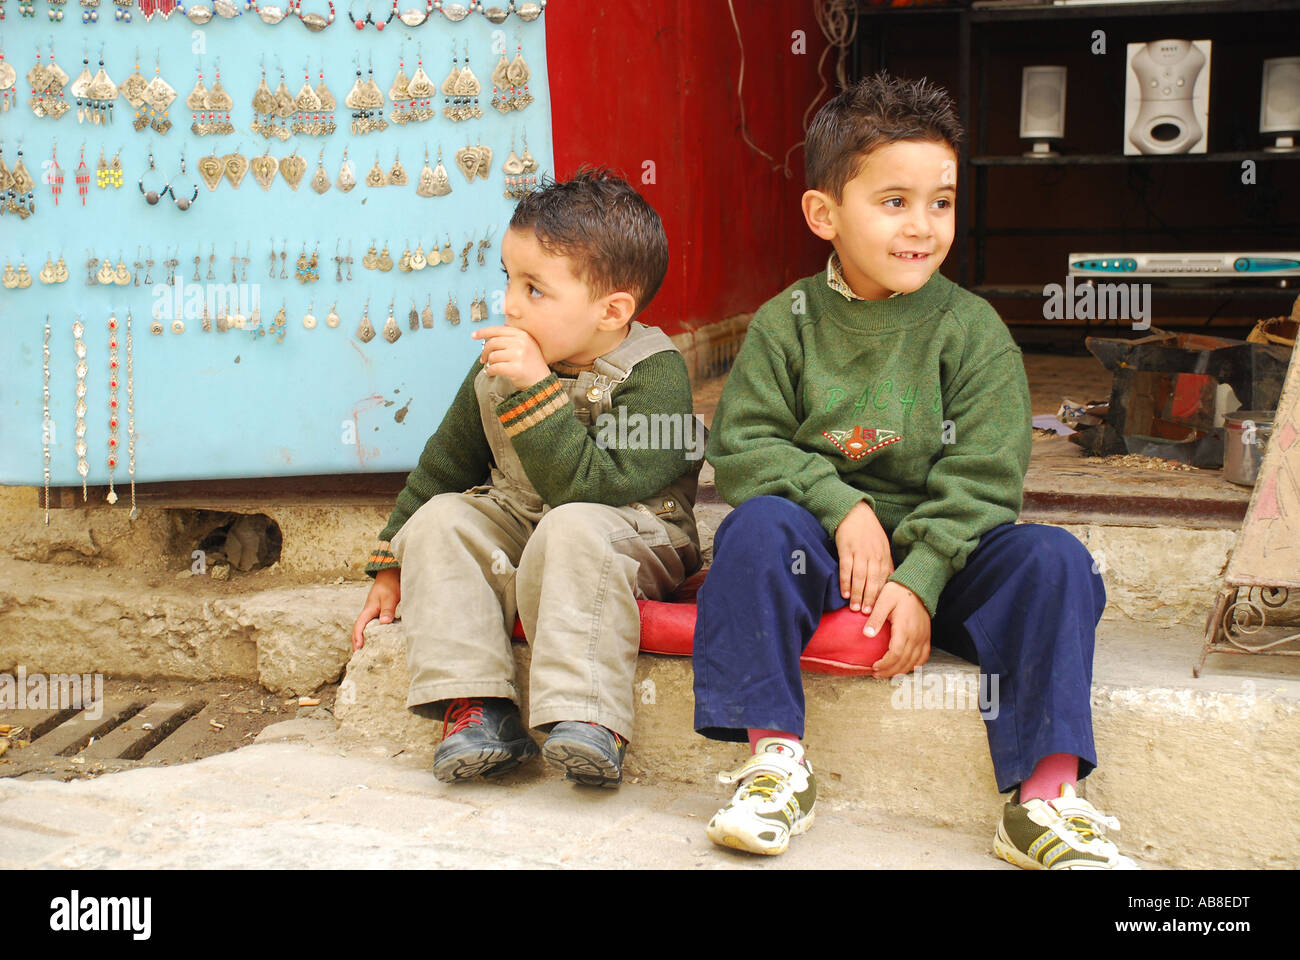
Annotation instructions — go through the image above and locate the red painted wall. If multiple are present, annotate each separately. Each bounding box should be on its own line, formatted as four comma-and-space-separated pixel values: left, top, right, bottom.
545, 1, 834, 337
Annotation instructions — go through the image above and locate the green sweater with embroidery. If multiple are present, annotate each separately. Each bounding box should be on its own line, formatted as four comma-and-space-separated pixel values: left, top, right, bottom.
706, 269, 1032, 618
364, 348, 696, 578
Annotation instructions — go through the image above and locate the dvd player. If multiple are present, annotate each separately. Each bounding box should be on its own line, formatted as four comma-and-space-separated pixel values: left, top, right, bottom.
1067, 253, 1300, 277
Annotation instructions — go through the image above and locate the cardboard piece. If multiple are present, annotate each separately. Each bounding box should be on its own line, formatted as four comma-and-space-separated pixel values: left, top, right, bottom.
1197, 341, 1300, 673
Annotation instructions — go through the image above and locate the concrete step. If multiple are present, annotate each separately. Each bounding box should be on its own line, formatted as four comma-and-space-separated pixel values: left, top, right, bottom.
336, 615, 1300, 870
0, 477, 1253, 631
4, 547, 1298, 867
0, 735, 1017, 870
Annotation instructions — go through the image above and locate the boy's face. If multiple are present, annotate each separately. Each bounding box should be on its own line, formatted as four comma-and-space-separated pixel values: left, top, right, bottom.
803, 139, 957, 301
500, 226, 634, 367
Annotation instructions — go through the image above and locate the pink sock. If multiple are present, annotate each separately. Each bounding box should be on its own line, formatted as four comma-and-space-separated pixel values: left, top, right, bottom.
1019, 753, 1079, 802
748, 729, 799, 754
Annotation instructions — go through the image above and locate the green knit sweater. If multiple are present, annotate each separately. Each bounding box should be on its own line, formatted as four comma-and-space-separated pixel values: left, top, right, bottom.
365, 348, 696, 578
706, 269, 1032, 617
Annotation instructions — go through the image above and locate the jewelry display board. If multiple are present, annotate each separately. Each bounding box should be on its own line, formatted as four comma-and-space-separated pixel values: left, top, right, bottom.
0, 1, 552, 512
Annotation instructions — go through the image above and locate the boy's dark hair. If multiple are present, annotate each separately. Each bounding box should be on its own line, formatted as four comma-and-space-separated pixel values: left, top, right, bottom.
509, 166, 669, 319
805, 72, 964, 203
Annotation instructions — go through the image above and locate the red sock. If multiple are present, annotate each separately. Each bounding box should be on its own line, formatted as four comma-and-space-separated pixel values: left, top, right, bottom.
1019, 753, 1079, 802
748, 729, 799, 754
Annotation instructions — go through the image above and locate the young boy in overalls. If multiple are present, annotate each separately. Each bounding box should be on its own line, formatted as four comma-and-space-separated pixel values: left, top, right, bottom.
693, 74, 1137, 868
353, 169, 703, 787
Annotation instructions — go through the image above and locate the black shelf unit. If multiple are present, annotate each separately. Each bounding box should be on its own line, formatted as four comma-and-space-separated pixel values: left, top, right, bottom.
853, 0, 1300, 323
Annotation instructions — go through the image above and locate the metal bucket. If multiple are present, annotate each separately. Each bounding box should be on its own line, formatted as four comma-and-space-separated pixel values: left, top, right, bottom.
1223, 410, 1275, 487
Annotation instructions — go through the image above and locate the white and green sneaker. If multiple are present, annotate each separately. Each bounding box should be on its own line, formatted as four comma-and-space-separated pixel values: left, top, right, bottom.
706, 738, 816, 856
994, 784, 1139, 870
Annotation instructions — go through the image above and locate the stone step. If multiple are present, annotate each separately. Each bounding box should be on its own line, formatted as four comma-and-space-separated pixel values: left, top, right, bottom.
335, 616, 1300, 870
0, 477, 1249, 629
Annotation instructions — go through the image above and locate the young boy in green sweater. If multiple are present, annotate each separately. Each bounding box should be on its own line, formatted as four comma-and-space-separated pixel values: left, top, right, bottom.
693, 73, 1136, 868
353, 169, 703, 787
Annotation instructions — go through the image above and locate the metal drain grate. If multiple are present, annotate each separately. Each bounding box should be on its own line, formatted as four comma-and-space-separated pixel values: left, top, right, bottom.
1, 699, 207, 771
1, 678, 332, 779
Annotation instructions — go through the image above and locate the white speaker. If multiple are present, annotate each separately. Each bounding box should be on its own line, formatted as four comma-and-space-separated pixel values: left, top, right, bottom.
1020, 66, 1067, 157
1261, 56, 1300, 152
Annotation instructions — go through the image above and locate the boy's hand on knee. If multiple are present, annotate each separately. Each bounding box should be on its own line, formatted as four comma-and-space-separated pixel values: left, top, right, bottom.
472, 325, 551, 392
352, 569, 401, 651
834, 501, 894, 614
864, 582, 931, 678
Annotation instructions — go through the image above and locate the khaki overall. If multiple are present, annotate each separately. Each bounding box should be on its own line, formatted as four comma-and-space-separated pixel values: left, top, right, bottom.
391, 321, 703, 740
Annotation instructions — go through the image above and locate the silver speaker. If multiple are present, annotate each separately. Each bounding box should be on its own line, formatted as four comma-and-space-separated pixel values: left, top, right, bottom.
1261, 56, 1300, 152
1020, 66, 1067, 158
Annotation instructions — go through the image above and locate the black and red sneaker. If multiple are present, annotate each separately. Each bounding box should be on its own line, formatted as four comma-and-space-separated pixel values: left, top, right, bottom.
432, 697, 539, 783
541, 721, 628, 788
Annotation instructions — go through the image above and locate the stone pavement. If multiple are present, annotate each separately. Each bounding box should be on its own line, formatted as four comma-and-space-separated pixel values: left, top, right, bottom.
0, 717, 1023, 870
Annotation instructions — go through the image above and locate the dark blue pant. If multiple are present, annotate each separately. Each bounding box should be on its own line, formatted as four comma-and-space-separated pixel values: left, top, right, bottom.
692, 495, 1105, 793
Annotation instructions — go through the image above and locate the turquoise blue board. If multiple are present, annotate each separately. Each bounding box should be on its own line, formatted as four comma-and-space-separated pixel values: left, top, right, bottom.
0, 6, 552, 492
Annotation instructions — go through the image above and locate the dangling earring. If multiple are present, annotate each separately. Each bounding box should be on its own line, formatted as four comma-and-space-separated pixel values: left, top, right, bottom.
366, 151, 387, 187
421, 294, 434, 328
506, 35, 533, 112
477, 228, 494, 267
47, 140, 63, 206
271, 301, 288, 343
388, 44, 410, 126
445, 292, 461, 326
520, 129, 538, 173
272, 63, 295, 141
388, 150, 408, 186
139, 147, 167, 204
441, 40, 482, 121
399, 240, 412, 273
430, 144, 452, 196
198, 146, 224, 191
302, 299, 317, 329
408, 299, 420, 331
410, 242, 427, 271
337, 145, 357, 192
490, 45, 510, 115
73, 315, 89, 500
326, 302, 340, 328
187, 59, 210, 134
315, 61, 337, 135
292, 60, 322, 136
408, 45, 435, 124
470, 291, 488, 323
75, 144, 90, 204
252, 55, 276, 139
502, 130, 524, 174
356, 298, 376, 342
382, 300, 401, 343
416, 144, 437, 198
279, 148, 306, 190
224, 145, 249, 189
362, 240, 379, 270
167, 151, 199, 210
144, 51, 177, 135
311, 147, 331, 193
250, 149, 279, 190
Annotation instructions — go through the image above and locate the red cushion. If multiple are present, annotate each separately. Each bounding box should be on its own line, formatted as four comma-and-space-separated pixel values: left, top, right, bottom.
509, 569, 892, 675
